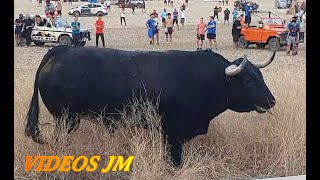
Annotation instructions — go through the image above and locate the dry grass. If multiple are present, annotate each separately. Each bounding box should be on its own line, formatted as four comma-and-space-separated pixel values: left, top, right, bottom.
14, 0, 305, 179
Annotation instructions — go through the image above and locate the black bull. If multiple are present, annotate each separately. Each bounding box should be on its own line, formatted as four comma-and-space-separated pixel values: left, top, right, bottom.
25, 46, 276, 166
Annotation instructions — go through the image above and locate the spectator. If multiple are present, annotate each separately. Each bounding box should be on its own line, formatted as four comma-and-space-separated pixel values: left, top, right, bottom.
164, 13, 174, 44
153, 11, 160, 45
142, 0, 146, 13
226, 0, 229, 5
34, 15, 45, 26
170, 0, 173, 7
44, 0, 56, 21
120, 8, 126, 26
196, 17, 206, 50
146, 13, 156, 45
180, 9, 185, 28
95, 14, 105, 47
232, 7, 238, 22
185, 0, 188, 6
213, 6, 219, 20
172, 8, 179, 30
56, 1, 62, 16
224, 8, 230, 26
71, 16, 81, 47
15, 14, 24, 47
68, 0, 72, 5
207, 16, 218, 50
106, 1, 111, 11
181, 3, 186, 11
244, 3, 252, 26
23, 14, 34, 47
286, 19, 300, 55
161, 9, 168, 28
232, 15, 244, 50
38, 0, 43, 7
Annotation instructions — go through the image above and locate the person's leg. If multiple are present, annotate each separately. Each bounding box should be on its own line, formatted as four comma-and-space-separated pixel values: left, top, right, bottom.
292, 37, 298, 54
96, 34, 99, 47
213, 38, 218, 49
286, 36, 291, 54
224, 19, 225, 25
156, 33, 159, 44
169, 34, 172, 43
124, 18, 127, 26
208, 39, 212, 49
200, 39, 203, 49
120, 17, 123, 25
166, 33, 168, 43
197, 38, 200, 49
227, 19, 229, 26
26, 30, 32, 46
101, 34, 105, 47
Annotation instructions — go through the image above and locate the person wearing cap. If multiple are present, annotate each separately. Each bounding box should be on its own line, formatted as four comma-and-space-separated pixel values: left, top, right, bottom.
196, 17, 206, 50
15, 14, 24, 46
95, 14, 105, 47
146, 13, 156, 45
286, 19, 300, 55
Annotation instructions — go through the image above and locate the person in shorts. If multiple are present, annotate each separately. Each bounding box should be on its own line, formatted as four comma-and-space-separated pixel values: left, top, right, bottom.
207, 16, 217, 50
164, 13, 174, 44
15, 14, 24, 46
196, 17, 206, 50
44, 0, 56, 21
161, 8, 168, 28
172, 8, 179, 30
286, 19, 300, 55
232, 15, 244, 50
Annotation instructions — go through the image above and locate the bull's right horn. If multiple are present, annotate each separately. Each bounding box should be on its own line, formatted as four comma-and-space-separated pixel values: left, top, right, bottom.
225, 56, 248, 76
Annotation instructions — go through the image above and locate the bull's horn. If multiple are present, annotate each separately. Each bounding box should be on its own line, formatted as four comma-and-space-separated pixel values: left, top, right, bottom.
254, 51, 276, 69
225, 56, 248, 76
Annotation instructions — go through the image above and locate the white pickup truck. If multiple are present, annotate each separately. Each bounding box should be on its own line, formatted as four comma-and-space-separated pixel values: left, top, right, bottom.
14, 15, 91, 47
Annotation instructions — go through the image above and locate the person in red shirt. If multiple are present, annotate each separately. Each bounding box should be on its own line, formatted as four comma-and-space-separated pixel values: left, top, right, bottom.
95, 14, 105, 47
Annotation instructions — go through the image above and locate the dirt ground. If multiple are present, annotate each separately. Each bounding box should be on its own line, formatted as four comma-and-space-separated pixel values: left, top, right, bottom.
14, 0, 306, 179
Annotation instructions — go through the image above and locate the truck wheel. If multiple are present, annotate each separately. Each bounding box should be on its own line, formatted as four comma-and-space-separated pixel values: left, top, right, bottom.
34, 42, 45, 46
136, 3, 142, 8
73, 11, 80, 17
59, 35, 73, 46
238, 36, 249, 48
256, 43, 266, 48
268, 37, 280, 51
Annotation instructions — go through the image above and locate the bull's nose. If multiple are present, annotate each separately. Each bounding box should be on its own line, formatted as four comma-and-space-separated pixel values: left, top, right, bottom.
270, 100, 276, 107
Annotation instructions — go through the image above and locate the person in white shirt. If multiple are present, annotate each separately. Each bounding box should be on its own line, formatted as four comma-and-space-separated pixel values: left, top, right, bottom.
106, 1, 111, 11
180, 10, 185, 28
120, 9, 126, 26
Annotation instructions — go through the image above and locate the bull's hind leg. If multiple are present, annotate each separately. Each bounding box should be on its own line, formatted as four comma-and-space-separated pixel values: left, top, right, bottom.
52, 114, 80, 145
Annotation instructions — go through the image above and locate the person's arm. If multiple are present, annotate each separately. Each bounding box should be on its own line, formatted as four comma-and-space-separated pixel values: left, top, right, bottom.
77, 22, 80, 30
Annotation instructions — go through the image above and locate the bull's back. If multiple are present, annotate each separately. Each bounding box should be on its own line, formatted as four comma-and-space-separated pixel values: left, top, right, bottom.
37, 47, 197, 116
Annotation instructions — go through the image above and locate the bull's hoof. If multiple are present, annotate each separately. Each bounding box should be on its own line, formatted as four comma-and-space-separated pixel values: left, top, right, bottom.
25, 130, 46, 144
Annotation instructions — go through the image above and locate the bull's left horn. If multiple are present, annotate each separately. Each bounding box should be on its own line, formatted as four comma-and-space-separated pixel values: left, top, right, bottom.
225, 56, 248, 76
254, 51, 276, 69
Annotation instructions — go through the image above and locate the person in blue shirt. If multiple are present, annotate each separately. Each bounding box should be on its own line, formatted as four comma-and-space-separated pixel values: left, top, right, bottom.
286, 19, 300, 55
244, 3, 252, 26
161, 9, 168, 28
232, 7, 238, 22
206, 16, 218, 50
146, 13, 156, 45
71, 16, 81, 47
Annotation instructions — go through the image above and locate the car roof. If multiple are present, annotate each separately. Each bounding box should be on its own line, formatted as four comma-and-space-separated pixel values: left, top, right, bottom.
83, 2, 103, 5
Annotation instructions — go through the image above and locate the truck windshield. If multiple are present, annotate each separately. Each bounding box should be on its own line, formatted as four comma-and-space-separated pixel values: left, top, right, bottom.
56, 17, 68, 28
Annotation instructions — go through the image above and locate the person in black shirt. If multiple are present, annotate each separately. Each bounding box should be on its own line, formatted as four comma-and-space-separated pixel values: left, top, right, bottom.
232, 15, 244, 50
23, 14, 34, 47
213, 6, 219, 20
34, 15, 45, 26
15, 14, 24, 46
224, 8, 230, 26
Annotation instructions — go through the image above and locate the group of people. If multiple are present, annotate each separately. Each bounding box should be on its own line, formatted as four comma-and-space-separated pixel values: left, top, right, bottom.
145, 8, 185, 45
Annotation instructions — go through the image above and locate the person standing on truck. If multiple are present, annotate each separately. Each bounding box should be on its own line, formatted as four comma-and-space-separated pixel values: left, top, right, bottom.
55, 1, 62, 16
232, 15, 244, 50
244, 3, 252, 26
286, 19, 300, 55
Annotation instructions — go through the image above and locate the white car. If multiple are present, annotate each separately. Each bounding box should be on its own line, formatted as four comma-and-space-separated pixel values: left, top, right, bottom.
68, 3, 108, 17
15, 15, 91, 46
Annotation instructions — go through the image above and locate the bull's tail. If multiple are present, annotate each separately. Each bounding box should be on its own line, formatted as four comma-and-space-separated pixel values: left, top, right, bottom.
25, 45, 70, 144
